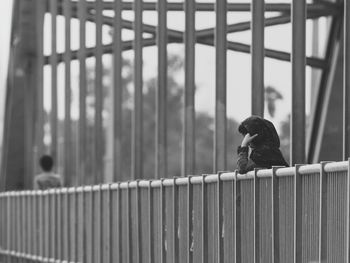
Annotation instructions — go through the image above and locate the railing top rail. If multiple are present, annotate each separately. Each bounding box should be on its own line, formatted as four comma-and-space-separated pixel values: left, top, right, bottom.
0, 160, 349, 196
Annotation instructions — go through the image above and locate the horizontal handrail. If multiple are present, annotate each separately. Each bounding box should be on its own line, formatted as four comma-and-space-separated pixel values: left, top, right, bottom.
0, 160, 349, 196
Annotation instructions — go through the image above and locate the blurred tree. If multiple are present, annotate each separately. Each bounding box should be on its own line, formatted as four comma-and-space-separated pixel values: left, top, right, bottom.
265, 86, 283, 118
59, 54, 242, 184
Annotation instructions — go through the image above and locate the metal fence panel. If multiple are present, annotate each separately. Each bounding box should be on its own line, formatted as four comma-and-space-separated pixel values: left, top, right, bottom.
3, 162, 350, 262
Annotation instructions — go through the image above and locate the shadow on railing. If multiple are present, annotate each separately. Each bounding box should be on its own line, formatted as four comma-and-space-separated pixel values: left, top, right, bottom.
1, 160, 350, 262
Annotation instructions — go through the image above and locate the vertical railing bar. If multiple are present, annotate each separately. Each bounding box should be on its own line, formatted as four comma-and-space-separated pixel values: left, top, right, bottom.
201, 175, 207, 263
39, 192, 44, 260
95, 0, 104, 184
73, 189, 78, 262
319, 162, 329, 263
23, 186, 27, 255
26, 193, 31, 255
217, 173, 224, 262
96, 186, 102, 263
214, 0, 227, 172
234, 171, 241, 263
51, 191, 56, 260
34, 192, 39, 257
291, 0, 306, 165
160, 179, 166, 263
78, 0, 87, 185
127, 183, 131, 263
64, 189, 69, 261
347, 158, 350, 262
104, 185, 111, 263
187, 177, 194, 263
7, 193, 11, 261
117, 183, 122, 263
271, 167, 280, 263
0, 195, 2, 250
148, 181, 154, 263
173, 178, 179, 263
113, 0, 123, 181
156, 0, 168, 179
17, 193, 22, 255
35, 0, 45, 170
89, 187, 94, 263
16, 193, 19, 254
12, 193, 16, 256
56, 189, 62, 260
132, 0, 144, 180
63, 0, 72, 185
51, 0, 58, 159
45, 192, 50, 259
77, 189, 85, 263
343, 0, 350, 159
136, 181, 142, 263
251, 0, 265, 116
294, 165, 302, 263
254, 169, 260, 263
183, 0, 196, 177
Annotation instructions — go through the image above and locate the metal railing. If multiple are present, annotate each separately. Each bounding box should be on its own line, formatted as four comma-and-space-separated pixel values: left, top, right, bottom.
1, 160, 350, 262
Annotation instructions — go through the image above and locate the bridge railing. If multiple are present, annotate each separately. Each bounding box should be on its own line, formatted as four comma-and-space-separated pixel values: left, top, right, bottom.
1, 160, 350, 262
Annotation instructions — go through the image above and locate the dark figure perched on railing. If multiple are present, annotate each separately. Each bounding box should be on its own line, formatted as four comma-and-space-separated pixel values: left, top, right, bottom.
33, 155, 63, 190
236, 115, 289, 174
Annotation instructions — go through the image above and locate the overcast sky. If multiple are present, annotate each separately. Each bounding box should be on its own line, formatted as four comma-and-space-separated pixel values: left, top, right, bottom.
0, 0, 13, 146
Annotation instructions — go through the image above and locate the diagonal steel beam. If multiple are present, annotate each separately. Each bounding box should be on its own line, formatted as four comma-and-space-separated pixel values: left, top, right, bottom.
196, 8, 338, 38
306, 16, 342, 163
66, 1, 341, 13
80, 10, 338, 43
46, 36, 326, 69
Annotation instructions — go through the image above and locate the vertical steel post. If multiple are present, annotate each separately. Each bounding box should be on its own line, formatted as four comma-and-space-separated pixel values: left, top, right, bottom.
63, 0, 72, 185
343, 0, 350, 159
78, 0, 87, 185
113, 0, 123, 182
156, 0, 168, 179
214, 0, 227, 172
291, 0, 306, 165
271, 167, 280, 263
294, 165, 302, 263
95, 0, 104, 184
251, 0, 265, 117
183, 0, 196, 177
133, 0, 144, 180
35, 0, 45, 172
50, 0, 58, 159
